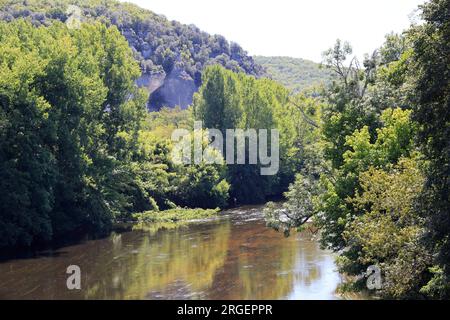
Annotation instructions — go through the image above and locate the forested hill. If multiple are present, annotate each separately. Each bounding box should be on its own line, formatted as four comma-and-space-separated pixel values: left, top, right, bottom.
0, 0, 264, 110
254, 56, 335, 93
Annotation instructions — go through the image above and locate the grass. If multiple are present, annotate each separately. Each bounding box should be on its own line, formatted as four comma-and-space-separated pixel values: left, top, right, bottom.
133, 207, 220, 223
132, 207, 221, 235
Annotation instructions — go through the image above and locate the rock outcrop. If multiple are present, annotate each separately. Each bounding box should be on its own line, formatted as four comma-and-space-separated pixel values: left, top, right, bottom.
0, 0, 265, 110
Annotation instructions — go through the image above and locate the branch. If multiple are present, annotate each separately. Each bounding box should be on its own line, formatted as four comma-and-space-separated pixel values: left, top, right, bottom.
345, 56, 357, 85
319, 163, 338, 185
284, 210, 314, 228
289, 98, 319, 129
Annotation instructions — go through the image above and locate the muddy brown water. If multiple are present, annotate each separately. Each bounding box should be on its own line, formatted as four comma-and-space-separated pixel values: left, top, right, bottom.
0, 206, 344, 299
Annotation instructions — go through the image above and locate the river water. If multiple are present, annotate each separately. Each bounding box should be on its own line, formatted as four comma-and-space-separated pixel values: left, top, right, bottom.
0, 206, 343, 299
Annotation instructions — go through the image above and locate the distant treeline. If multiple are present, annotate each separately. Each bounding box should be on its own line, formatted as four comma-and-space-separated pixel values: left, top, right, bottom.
254, 56, 335, 93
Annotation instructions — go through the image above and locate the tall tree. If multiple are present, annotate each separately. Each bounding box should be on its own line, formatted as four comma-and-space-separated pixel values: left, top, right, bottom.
410, 0, 450, 298
0, 20, 146, 248
193, 65, 300, 204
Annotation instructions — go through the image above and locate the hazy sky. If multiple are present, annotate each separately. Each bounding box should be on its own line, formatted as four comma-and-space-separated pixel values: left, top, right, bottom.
123, 0, 424, 63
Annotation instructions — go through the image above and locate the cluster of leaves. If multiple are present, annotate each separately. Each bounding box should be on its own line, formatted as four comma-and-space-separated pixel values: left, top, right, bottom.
131, 207, 220, 235
264, 173, 319, 237
133, 207, 220, 224
339, 157, 430, 298
131, 122, 230, 213
265, 0, 450, 299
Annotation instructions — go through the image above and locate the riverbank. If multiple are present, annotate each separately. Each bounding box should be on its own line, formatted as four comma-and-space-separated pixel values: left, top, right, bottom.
0, 204, 344, 299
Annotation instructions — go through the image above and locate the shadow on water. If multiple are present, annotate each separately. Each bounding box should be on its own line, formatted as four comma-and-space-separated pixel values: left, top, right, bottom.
0, 206, 343, 300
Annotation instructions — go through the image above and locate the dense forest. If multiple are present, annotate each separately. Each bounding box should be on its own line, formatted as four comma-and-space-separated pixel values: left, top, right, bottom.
0, 0, 448, 300
0, 19, 230, 248
254, 56, 335, 93
0, 12, 315, 249
0, 0, 264, 109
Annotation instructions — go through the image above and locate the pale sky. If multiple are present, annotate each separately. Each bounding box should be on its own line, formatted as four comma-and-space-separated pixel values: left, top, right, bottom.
123, 0, 424, 63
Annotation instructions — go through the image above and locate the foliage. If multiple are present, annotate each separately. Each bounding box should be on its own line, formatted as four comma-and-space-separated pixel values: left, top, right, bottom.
133, 207, 220, 223
1, 0, 448, 302
132, 207, 220, 235
409, 0, 450, 298
0, 19, 230, 250
193, 65, 318, 204
0, 20, 145, 247
264, 173, 319, 237
264, 23, 447, 298
0, 0, 264, 109
339, 157, 430, 298
315, 107, 416, 251
143, 106, 193, 138
131, 124, 230, 212
254, 56, 335, 93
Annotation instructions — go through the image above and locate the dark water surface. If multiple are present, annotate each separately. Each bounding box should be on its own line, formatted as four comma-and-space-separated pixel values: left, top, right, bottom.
0, 206, 342, 299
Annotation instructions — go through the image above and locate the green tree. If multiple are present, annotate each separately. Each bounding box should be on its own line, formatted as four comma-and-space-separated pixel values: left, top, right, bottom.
409, 0, 450, 298
317, 107, 416, 250
194, 65, 305, 204
0, 20, 146, 248
193, 65, 243, 132
340, 157, 430, 298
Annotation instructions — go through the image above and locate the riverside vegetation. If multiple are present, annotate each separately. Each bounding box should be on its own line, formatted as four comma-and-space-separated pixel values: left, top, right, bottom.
265, 0, 450, 299
0, 0, 449, 300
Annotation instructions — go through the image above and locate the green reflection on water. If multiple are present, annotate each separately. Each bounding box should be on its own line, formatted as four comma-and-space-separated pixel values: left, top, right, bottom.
0, 208, 343, 300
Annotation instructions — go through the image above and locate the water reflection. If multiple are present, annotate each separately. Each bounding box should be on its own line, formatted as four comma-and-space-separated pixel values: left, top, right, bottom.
0, 206, 341, 300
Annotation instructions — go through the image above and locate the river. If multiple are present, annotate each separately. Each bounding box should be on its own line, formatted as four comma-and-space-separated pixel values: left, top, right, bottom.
0, 206, 343, 300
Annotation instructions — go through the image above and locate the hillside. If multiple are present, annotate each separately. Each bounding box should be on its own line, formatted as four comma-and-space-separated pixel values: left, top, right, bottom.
0, 0, 264, 109
254, 56, 335, 93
